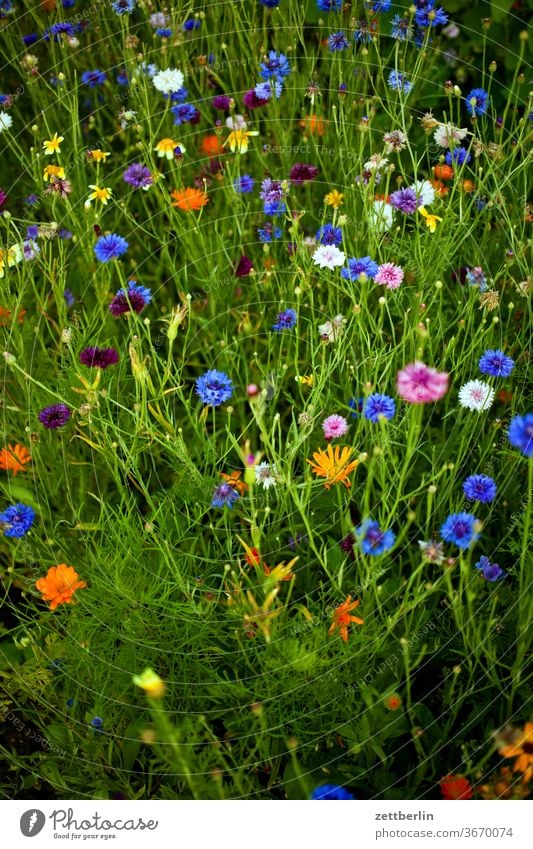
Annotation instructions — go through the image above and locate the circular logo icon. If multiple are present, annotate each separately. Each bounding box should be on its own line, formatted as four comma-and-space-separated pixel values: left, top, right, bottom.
20, 810, 46, 837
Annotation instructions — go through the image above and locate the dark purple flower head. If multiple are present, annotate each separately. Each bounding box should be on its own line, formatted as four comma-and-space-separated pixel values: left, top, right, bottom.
339, 532, 355, 559
243, 89, 269, 109
211, 482, 240, 509
79, 346, 119, 369
474, 555, 505, 582
390, 187, 419, 214
289, 163, 318, 185
235, 255, 254, 277
212, 95, 232, 110
39, 403, 71, 429
123, 163, 153, 189
109, 281, 152, 316
0, 187, 7, 207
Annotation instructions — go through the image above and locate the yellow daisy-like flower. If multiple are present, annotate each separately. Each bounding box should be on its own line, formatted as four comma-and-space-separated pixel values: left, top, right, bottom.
132, 668, 166, 699
324, 190, 344, 209
224, 129, 259, 153
306, 444, 360, 489
43, 164, 65, 182
88, 149, 111, 162
0, 244, 24, 278
154, 138, 186, 160
42, 132, 64, 155
418, 206, 442, 233
85, 185, 113, 206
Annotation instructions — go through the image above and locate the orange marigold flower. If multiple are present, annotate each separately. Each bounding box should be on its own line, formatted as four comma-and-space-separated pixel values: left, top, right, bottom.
299, 114, 328, 137
0, 443, 31, 475
439, 775, 473, 800
328, 595, 363, 642
221, 470, 248, 495
307, 444, 359, 489
0, 305, 25, 326
201, 134, 225, 157
461, 179, 475, 193
433, 164, 454, 181
499, 722, 533, 783
170, 186, 209, 211
35, 564, 87, 610
430, 179, 448, 197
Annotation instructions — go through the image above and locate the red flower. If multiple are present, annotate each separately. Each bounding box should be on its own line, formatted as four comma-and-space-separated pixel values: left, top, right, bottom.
440, 775, 473, 800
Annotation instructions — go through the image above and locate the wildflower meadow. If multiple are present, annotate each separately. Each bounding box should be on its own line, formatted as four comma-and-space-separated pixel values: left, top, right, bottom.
0, 0, 532, 810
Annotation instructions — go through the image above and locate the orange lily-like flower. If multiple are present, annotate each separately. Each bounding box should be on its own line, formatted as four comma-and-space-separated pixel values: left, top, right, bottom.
223, 129, 259, 153
221, 470, 248, 495
419, 206, 442, 233
328, 596, 364, 642
35, 564, 87, 611
499, 722, 533, 784
0, 443, 31, 475
170, 186, 209, 211
307, 444, 359, 489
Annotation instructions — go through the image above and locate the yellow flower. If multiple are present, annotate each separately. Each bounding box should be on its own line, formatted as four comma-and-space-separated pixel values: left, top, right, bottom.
0, 244, 24, 278
419, 206, 442, 233
88, 149, 110, 162
324, 190, 344, 209
43, 164, 65, 182
296, 375, 314, 387
155, 137, 186, 160
224, 129, 259, 153
132, 668, 166, 699
42, 132, 64, 155
85, 185, 113, 206
307, 444, 360, 489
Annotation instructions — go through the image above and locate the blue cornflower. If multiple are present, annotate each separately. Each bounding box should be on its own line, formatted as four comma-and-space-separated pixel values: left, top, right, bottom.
317, 0, 342, 10
169, 87, 189, 103
463, 474, 497, 503
440, 512, 480, 549
94, 233, 128, 263
356, 519, 395, 556
254, 80, 283, 100
364, 394, 396, 423
353, 19, 374, 44
465, 267, 487, 292
311, 783, 356, 800
387, 70, 413, 94
23, 34, 39, 47
234, 174, 255, 194
64, 289, 75, 308
414, 3, 448, 27
475, 196, 487, 212
348, 397, 364, 417
478, 349, 514, 378
211, 482, 240, 509
366, 0, 391, 10
156, 27, 172, 37
258, 224, 282, 243
196, 370, 233, 406
272, 308, 297, 332
0, 503, 35, 538
391, 15, 413, 40
445, 147, 471, 166
90, 716, 104, 732
183, 18, 201, 30
316, 224, 343, 246
475, 555, 506, 582
109, 281, 151, 316
328, 31, 350, 51
49, 22, 76, 37
260, 0, 280, 6
81, 69, 107, 87
111, 0, 136, 13
341, 256, 379, 280
466, 88, 490, 117
260, 179, 286, 216
62, 0, 76, 6
508, 413, 533, 458
260, 51, 291, 82
116, 70, 129, 86
171, 103, 199, 125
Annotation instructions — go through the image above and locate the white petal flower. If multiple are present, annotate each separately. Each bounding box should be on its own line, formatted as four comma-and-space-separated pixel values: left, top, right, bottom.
312, 245, 345, 270
318, 314, 346, 343
255, 462, 278, 489
412, 179, 435, 207
0, 111, 13, 133
152, 68, 185, 94
433, 123, 468, 148
225, 114, 247, 131
458, 380, 495, 412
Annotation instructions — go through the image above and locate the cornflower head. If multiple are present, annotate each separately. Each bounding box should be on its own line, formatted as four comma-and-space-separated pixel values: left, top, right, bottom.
466, 88, 490, 117
383, 129, 407, 152
463, 474, 497, 503
390, 187, 419, 214
109, 281, 151, 316
374, 262, 404, 289
195, 370, 233, 406
322, 415, 349, 440
363, 394, 396, 422
458, 380, 495, 412
356, 519, 395, 555
211, 482, 240, 509
0, 503, 35, 537
312, 245, 345, 269
474, 556, 505, 582
397, 362, 449, 404
388, 70, 413, 94
478, 350, 514, 378
94, 233, 128, 262
272, 308, 297, 332
316, 224, 342, 246
508, 413, 533, 458
310, 784, 356, 800
440, 512, 480, 549
38, 404, 71, 429
123, 163, 153, 190
341, 256, 378, 281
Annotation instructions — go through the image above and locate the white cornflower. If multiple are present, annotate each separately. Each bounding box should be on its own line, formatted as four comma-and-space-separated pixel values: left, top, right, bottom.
433, 123, 467, 148
255, 462, 278, 489
383, 129, 407, 153
364, 153, 389, 172
152, 68, 185, 94
225, 114, 247, 131
411, 179, 435, 208
458, 380, 495, 412
368, 200, 393, 234
312, 245, 345, 270
0, 111, 13, 133
318, 314, 346, 343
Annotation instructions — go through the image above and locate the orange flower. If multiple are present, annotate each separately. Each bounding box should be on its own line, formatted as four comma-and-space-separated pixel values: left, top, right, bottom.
499, 722, 533, 783
170, 187, 209, 211
0, 305, 25, 326
439, 775, 473, 800
307, 444, 359, 489
430, 179, 448, 197
35, 564, 87, 610
384, 693, 402, 710
221, 470, 248, 495
0, 443, 31, 475
201, 134, 225, 157
328, 596, 363, 642
433, 164, 454, 181
461, 179, 475, 193
299, 114, 328, 137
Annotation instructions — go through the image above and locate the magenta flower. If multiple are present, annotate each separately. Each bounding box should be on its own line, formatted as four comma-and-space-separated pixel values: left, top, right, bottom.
375, 262, 404, 290
396, 362, 449, 404
322, 414, 349, 440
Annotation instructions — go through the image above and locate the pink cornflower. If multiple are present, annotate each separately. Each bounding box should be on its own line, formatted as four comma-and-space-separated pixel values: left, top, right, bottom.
375, 263, 404, 290
397, 362, 449, 404
322, 414, 349, 440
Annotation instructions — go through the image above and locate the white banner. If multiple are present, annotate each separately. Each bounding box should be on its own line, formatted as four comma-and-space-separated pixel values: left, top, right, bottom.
2, 800, 531, 848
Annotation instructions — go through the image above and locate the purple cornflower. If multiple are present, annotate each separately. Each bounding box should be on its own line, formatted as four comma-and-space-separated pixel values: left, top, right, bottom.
475, 555, 505, 582
339, 533, 356, 559
109, 281, 152, 316
123, 163, 153, 190
243, 89, 269, 109
445, 147, 471, 166
478, 350, 514, 378
341, 256, 378, 280
0, 503, 35, 538
79, 347, 119, 369
463, 474, 497, 503
316, 224, 342, 246
260, 178, 286, 215
465, 88, 490, 117
212, 95, 232, 110
289, 163, 318, 185
508, 413, 533, 458
356, 519, 395, 556
465, 266, 487, 292
38, 403, 71, 429
390, 187, 419, 214
364, 393, 396, 422
195, 369, 233, 406
440, 512, 480, 549
272, 309, 297, 332
94, 233, 128, 263
211, 482, 240, 509
233, 174, 255, 193
235, 255, 254, 277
